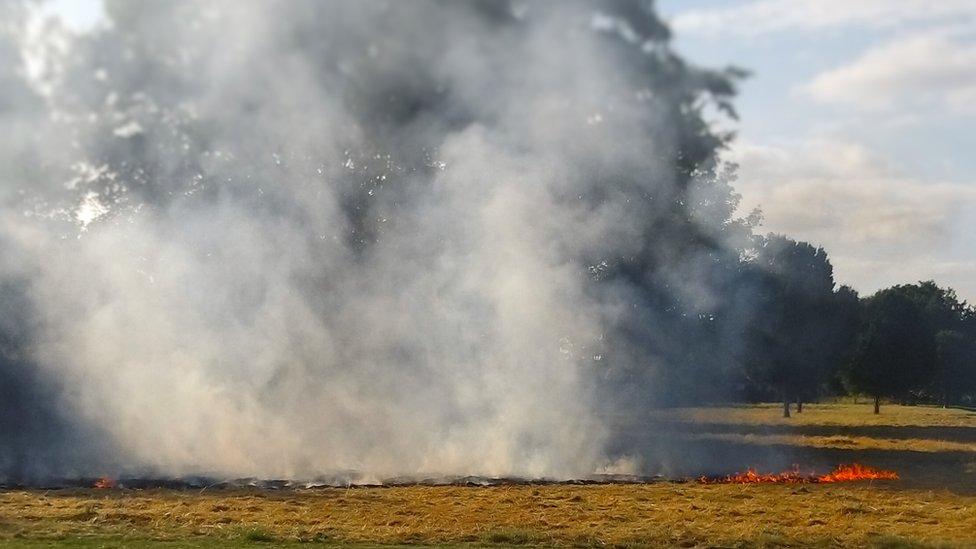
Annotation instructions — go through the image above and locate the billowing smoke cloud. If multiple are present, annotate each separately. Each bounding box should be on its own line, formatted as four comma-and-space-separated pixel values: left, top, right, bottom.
0, 0, 751, 481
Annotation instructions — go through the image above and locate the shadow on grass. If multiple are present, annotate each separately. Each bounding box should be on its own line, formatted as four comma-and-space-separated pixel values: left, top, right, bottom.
481, 528, 548, 545
872, 535, 964, 549
671, 422, 976, 443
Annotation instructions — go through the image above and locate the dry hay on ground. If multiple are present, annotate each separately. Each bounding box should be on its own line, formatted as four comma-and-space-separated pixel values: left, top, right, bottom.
3, 404, 975, 547
0, 482, 974, 547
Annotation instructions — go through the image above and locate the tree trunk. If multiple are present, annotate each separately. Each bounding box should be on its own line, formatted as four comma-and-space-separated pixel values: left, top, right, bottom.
783, 394, 791, 418
796, 398, 803, 413
873, 395, 880, 414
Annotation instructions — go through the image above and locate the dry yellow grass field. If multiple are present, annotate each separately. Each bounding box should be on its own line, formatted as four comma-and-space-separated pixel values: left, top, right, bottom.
2, 403, 974, 548
1, 482, 974, 547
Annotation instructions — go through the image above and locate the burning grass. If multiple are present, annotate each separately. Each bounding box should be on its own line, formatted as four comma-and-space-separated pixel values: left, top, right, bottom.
93, 477, 117, 490
698, 463, 899, 485
2, 403, 974, 547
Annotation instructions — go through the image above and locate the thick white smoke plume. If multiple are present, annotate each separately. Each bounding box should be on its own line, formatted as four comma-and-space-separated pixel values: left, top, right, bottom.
0, 1, 750, 481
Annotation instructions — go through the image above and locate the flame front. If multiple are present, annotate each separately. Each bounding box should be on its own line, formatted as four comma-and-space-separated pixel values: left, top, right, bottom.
93, 476, 116, 489
817, 463, 899, 483
699, 463, 898, 484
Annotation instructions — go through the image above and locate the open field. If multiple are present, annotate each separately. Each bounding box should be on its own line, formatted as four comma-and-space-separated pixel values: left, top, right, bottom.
638, 403, 976, 456
650, 403, 976, 428
1, 482, 974, 548
2, 404, 975, 548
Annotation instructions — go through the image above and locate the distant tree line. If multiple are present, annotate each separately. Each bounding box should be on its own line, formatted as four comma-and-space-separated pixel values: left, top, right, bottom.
737, 235, 976, 416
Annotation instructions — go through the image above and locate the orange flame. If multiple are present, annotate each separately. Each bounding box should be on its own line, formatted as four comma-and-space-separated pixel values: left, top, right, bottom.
698, 463, 898, 484
93, 476, 116, 489
817, 463, 899, 483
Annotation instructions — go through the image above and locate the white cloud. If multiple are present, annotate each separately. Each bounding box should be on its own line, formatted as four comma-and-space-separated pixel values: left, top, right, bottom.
802, 31, 976, 114
36, 0, 105, 33
671, 0, 976, 36
666, 0, 976, 298
731, 139, 976, 298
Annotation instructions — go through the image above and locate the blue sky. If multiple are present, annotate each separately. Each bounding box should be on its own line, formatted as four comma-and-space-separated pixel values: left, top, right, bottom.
46, 0, 976, 301
659, 0, 976, 301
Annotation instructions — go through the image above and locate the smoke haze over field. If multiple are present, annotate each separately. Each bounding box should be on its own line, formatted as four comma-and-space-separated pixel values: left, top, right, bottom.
0, 0, 753, 481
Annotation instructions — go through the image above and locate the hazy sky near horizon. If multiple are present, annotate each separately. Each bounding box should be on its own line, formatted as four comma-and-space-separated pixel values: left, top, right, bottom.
41, 0, 976, 301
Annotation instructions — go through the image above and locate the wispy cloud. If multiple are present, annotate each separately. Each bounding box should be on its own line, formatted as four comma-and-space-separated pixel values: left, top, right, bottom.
671, 0, 976, 36
801, 30, 976, 114
666, 0, 976, 298
732, 139, 976, 297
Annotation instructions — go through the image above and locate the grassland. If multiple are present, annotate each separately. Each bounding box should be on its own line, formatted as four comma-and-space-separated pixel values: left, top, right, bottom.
651, 402, 976, 428
648, 403, 976, 459
2, 403, 974, 548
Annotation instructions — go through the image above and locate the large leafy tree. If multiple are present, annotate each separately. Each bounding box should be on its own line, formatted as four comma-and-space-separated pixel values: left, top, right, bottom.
894, 282, 976, 405
846, 288, 937, 413
935, 329, 976, 406
743, 235, 856, 417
